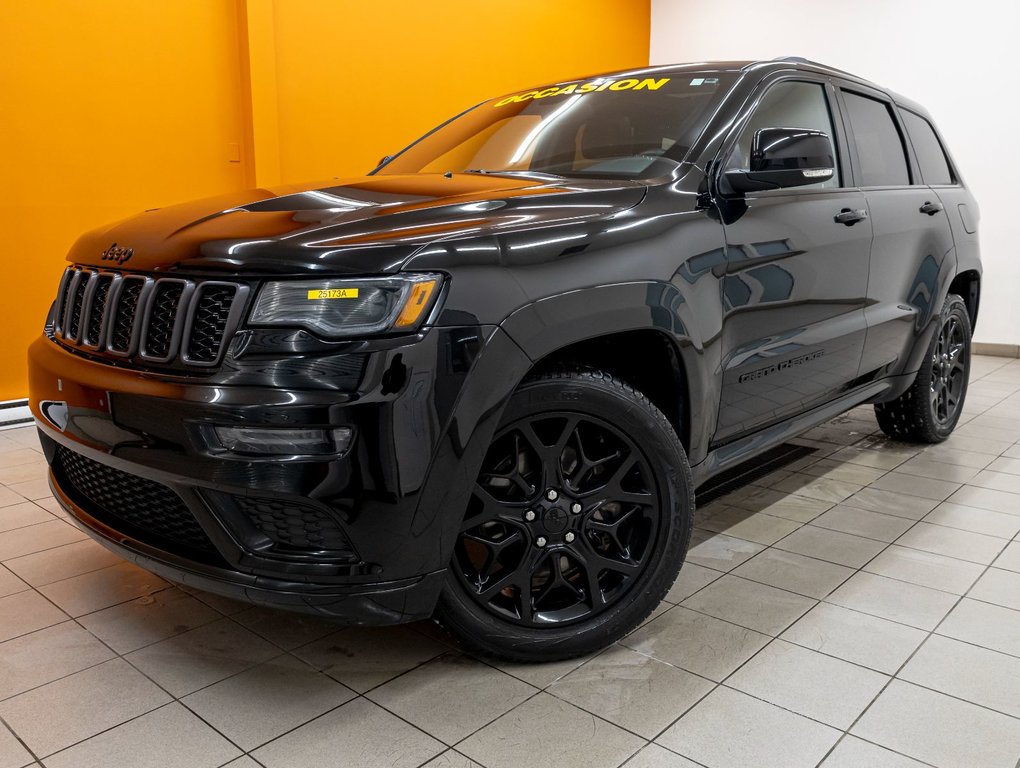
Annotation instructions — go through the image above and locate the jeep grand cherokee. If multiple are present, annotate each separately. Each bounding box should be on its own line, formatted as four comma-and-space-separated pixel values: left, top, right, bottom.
28, 58, 980, 660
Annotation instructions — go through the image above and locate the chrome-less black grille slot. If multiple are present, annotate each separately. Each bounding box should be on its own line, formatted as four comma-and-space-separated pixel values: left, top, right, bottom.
66, 271, 93, 342
140, 282, 186, 360
83, 274, 114, 347
53, 268, 74, 335
184, 285, 237, 363
108, 277, 146, 354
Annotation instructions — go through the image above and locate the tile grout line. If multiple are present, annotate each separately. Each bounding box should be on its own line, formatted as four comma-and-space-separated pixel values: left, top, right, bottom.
5, 579, 292, 760
3, 386, 1020, 765
211, 621, 554, 763
681, 414, 1020, 763
36, 700, 188, 765
712, 493, 1014, 591
809, 428, 1020, 766
0, 713, 40, 767
39, 579, 259, 762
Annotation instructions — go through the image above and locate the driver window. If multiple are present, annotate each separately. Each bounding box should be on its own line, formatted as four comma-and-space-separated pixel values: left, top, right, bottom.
729, 81, 840, 188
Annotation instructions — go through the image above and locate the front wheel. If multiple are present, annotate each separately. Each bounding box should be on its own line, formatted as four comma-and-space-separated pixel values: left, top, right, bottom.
435, 369, 694, 662
874, 293, 972, 443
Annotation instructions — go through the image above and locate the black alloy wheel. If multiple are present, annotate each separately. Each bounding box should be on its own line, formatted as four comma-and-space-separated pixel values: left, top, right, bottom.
454, 412, 659, 626
875, 293, 972, 443
930, 312, 967, 426
435, 369, 693, 662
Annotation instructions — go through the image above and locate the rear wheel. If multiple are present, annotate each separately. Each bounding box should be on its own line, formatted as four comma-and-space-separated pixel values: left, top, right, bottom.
874, 294, 971, 443
435, 369, 693, 662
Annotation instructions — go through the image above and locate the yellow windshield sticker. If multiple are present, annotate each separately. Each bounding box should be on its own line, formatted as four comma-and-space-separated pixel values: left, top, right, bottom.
494, 77, 671, 107
307, 288, 360, 300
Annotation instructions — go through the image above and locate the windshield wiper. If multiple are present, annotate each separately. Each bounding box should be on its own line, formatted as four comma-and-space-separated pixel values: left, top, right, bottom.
461, 169, 563, 179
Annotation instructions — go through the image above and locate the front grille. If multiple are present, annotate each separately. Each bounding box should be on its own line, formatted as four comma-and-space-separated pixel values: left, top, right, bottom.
53, 267, 247, 368
55, 446, 220, 559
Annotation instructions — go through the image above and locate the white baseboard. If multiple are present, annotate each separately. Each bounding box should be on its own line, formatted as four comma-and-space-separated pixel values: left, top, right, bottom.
973, 342, 1020, 358
0, 399, 32, 429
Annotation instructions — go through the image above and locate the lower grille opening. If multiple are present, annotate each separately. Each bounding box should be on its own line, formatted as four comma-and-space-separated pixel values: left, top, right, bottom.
54, 446, 224, 565
207, 492, 358, 563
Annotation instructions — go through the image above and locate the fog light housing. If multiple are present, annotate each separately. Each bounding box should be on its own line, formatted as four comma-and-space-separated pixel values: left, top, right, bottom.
212, 426, 354, 457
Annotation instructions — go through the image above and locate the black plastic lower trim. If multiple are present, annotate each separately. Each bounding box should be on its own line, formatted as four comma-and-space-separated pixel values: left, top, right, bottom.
49, 471, 446, 624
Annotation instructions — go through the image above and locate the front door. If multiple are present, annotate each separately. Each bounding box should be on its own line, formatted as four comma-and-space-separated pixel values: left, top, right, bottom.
713, 77, 872, 443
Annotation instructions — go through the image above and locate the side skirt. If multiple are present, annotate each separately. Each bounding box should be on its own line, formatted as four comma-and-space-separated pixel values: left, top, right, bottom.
691, 379, 890, 489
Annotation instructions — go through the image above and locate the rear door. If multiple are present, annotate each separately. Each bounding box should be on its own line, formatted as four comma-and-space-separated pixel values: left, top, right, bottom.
835, 85, 956, 378
898, 107, 978, 292
713, 75, 872, 443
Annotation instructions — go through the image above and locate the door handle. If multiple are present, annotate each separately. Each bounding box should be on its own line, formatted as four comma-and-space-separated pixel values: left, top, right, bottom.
919, 200, 943, 215
834, 208, 868, 226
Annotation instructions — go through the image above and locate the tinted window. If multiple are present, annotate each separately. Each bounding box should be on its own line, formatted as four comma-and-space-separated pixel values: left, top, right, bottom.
902, 110, 954, 185
729, 81, 839, 188
841, 91, 910, 186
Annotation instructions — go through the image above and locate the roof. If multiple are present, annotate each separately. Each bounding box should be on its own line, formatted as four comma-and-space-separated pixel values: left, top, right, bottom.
505, 57, 929, 116
556, 56, 879, 90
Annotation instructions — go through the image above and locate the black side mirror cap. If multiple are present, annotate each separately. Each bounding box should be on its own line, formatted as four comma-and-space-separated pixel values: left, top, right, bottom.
723, 127, 835, 194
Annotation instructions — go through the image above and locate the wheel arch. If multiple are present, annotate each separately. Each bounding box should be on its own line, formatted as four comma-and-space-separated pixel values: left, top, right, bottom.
499, 282, 711, 461
948, 269, 980, 330
527, 329, 691, 453
411, 282, 711, 579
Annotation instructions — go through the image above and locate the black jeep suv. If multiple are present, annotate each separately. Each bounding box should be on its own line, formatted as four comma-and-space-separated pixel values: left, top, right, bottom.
29, 58, 980, 661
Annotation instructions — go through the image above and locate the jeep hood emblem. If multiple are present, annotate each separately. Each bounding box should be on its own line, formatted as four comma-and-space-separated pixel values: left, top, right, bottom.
100, 242, 133, 265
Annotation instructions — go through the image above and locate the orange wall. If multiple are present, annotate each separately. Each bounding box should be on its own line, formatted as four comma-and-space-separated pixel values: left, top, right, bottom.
270, 0, 652, 183
0, 0, 649, 399
0, 0, 249, 400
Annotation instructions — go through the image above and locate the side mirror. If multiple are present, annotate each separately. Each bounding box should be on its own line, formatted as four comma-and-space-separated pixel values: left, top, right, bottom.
723, 128, 834, 193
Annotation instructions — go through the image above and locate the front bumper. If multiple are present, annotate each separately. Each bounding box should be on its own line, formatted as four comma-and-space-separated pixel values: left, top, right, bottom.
28, 322, 530, 623
48, 461, 445, 622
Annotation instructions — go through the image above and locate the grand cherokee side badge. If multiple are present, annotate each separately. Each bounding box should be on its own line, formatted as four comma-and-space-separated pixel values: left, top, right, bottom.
100, 242, 133, 265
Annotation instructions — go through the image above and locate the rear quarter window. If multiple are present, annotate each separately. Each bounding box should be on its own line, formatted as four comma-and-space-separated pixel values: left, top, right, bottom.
901, 110, 955, 185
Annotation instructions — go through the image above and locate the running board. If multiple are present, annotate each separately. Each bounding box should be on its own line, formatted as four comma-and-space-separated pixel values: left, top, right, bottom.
692, 380, 889, 489
696, 443, 815, 504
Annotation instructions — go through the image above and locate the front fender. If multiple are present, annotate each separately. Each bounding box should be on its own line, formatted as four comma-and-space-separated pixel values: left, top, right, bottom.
499, 281, 715, 463
409, 327, 534, 572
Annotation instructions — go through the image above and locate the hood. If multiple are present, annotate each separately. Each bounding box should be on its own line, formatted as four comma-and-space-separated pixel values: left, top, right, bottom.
67, 173, 646, 275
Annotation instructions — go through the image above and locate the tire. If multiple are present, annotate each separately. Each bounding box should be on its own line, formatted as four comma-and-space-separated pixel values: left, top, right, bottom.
874, 294, 971, 443
435, 369, 694, 662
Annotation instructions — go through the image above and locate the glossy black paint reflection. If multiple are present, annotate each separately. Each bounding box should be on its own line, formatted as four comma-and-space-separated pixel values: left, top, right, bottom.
28, 58, 980, 623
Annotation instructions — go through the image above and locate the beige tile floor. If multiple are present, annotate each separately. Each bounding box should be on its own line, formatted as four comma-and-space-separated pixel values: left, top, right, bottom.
2, 355, 1020, 767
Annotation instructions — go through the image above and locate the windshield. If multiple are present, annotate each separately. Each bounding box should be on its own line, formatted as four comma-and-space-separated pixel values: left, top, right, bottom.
378, 71, 737, 180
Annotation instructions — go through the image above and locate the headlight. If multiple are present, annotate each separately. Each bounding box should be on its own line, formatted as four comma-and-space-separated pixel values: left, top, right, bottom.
249, 273, 442, 337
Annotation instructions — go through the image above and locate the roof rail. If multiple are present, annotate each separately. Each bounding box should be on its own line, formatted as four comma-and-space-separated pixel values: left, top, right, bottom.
767, 56, 865, 81
772, 55, 818, 65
